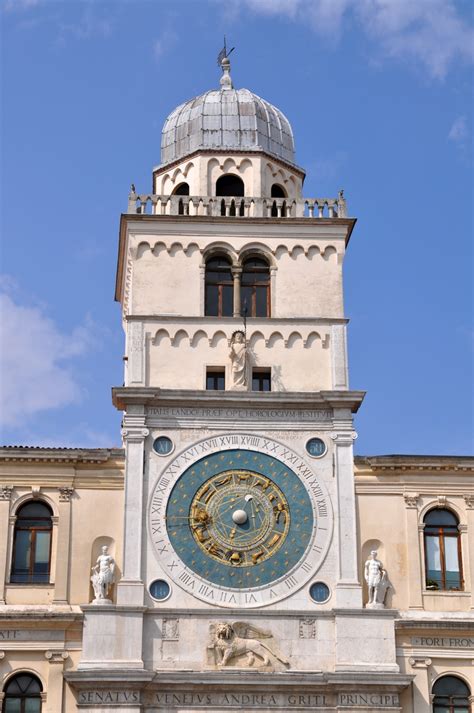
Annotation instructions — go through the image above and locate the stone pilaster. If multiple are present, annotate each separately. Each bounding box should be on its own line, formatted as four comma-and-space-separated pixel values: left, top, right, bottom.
403, 492, 423, 609
0, 486, 13, 604
408, 657, 432, 713
463, 494, 474, 609
331, 324, 349, 390
117, 413, 149, 606
44, 650, 69, 713
53, 487, 74, 604
331, 426, 361, 607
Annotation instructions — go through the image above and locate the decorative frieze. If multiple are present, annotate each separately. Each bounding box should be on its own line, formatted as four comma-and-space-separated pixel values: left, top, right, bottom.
0, 486, 13, 501
464, 494, 474, 509
58, 486, 75, 502
403, 492, 419, 508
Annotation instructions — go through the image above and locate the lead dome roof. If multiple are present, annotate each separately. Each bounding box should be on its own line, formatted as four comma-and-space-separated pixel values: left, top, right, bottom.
160, 82, 296, 167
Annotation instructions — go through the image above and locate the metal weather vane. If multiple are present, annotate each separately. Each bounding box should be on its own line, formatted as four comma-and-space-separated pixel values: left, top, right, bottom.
217, 36, 235, 65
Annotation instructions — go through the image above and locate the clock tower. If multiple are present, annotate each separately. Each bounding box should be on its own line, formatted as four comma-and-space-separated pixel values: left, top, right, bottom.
74, 55, 411, 711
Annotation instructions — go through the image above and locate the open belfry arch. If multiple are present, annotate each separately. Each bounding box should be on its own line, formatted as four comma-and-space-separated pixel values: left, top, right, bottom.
1, 49, 472, 713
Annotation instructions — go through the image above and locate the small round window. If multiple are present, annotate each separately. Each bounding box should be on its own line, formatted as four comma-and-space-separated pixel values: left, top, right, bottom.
309, 581, 330, 603
149, 579, 171, 601
153, 436, 174, 456
306, 437, 327, 458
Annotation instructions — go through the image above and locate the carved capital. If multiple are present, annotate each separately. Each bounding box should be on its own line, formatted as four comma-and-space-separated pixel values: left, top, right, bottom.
58, 487, 74, 502
404, 492, 419, 508
464, 494, 474, 509
409, 656, 432, 668
121, 428, 149, 443
45, 650, 68, 664
0, 486, 13, 501
330, 431, 357, 445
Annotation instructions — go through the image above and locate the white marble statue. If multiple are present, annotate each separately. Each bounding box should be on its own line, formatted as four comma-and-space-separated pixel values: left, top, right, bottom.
364, 550, 390, 608
208, 622, 289, 669
229, 331, 247, 390
91, 546, 115, 603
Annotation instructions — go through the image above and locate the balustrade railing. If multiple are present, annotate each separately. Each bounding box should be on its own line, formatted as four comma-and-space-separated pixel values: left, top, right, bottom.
126, 190, 347, 218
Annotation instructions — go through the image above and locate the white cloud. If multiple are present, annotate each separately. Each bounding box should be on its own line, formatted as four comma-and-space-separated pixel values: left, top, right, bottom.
2, 0, 40, 11
153, 29, 177, 61
448, 115, 468, 143
0, 284, 98, 428
241, 0, 474, 78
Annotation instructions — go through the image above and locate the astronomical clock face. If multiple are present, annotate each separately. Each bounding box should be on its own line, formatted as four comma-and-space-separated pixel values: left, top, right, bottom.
149, 434, 332, 608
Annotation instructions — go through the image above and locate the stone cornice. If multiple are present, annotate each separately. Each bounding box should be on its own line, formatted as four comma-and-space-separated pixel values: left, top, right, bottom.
355, 454, 474, 476
111, 387, 365, 413
0, 447, 124, 464
396, 619, 474, 630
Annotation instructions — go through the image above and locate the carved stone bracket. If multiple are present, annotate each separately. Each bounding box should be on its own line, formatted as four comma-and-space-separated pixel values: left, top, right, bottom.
0, 486, 13, 501
409, 656, 432, 668
45, 650, 69, 664
0, 651, 5, 660
31, 486, 41, 497
403, 492, 419, 508
437, 495, 448, 508
464, 494, 474, 509
58, 487, 75, 502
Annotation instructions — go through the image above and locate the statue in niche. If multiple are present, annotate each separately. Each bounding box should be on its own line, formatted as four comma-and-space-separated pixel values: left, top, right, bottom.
91, 546, 116, 603
228, 331, 247, 390
364, 550, 390, 608
208, 622, 289, 669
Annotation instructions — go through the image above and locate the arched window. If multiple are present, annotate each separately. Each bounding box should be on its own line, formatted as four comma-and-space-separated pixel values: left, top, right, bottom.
271, 184, 286, 197
172, 182, 190, 195
432, 675, 470, 712
216, 174, 244, 197
241, 257, 270, 317
3, 673, 43, 713
205, 256, 233, 317
424, 508, 463, 591
11, 501, 53, 584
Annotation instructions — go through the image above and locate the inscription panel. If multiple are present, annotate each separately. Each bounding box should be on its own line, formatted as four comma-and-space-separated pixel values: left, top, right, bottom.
411, 636, 474, 648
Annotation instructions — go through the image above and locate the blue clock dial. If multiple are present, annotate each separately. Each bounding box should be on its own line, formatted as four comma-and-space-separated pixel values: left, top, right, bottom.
165, 449, 314, 589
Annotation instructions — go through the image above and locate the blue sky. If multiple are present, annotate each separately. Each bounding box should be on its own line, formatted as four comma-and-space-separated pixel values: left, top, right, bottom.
1, 0, 473, 455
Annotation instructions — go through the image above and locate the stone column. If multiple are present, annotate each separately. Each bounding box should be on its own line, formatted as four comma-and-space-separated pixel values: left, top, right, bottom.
409, 657, 432, 713
116, 412, 149, 606
463, 495, 474, 608
0, 486, 12, 604
53, 487, 74, 604
44, 651, 68, 713
232, 267, 242, 318
332, 426, 361, 607
403, 493, 423, 609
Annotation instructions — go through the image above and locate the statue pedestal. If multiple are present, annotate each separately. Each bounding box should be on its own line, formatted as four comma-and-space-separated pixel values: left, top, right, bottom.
91, 598, 113, 606
365, 602, 386, 610
78, 604, 146, 670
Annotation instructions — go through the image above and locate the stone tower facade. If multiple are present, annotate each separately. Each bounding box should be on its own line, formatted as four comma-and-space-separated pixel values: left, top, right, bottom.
70, 56, 412, 711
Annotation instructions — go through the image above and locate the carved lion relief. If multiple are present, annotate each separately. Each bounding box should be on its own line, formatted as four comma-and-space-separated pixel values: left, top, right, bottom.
207, 622, 289, 670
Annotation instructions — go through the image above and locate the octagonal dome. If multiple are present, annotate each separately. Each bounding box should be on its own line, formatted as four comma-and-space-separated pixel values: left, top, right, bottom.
160, 86, 295, 167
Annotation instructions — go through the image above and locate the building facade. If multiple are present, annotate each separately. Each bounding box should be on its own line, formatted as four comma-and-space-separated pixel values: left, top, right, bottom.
0, 56, 473, 713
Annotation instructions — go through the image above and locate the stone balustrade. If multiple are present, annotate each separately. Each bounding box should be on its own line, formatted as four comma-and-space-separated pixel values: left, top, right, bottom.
126, 190, 347, 219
